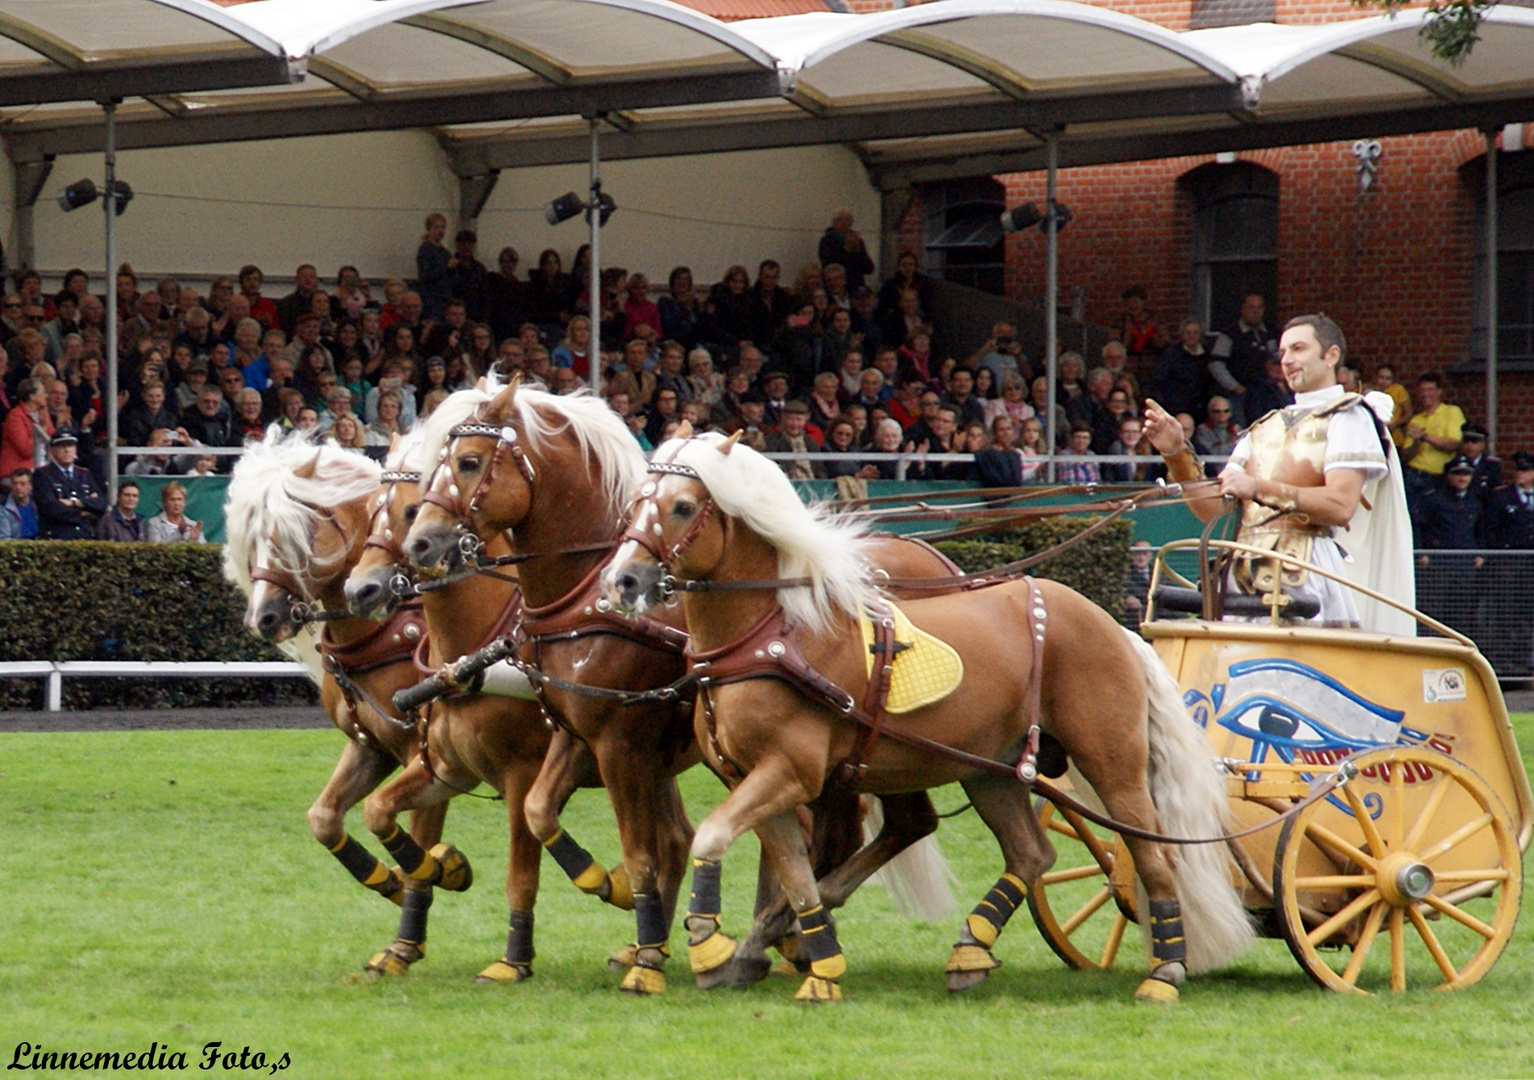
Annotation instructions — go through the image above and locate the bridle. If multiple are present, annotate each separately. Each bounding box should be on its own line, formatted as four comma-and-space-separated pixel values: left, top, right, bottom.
620, 449, 716, 570
423, 416, 538, 520
362, 469, 424, 600
250, 504, 356, 626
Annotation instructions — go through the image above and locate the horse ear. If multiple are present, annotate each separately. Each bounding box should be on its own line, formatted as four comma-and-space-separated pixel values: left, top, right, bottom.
487, 379, 518, 421
294, 452, 320, 479
719, 430, 742, 456
675, 419, 694, 440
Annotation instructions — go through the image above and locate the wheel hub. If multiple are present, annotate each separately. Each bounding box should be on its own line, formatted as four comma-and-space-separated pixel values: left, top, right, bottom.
1377, 851, 1435, 907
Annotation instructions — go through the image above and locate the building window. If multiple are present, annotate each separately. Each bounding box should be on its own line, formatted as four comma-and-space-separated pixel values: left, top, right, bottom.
1189, 0, 1276, 30
1471, 152, 1534, 365
1182, 162, 1279, 333
923, 177, 1006, 296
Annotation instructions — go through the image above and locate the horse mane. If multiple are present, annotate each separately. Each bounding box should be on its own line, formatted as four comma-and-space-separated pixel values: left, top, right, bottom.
660, 432, 879, 635
417, 382, 645, 519
385, 425, 429, 474
222, 430, 382, 601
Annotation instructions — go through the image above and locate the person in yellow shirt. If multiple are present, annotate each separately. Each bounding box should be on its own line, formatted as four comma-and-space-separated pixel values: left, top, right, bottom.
1400, 371, 1464, 504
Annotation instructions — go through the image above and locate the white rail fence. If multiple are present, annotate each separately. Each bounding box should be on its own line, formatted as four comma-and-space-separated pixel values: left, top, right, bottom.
0, 661, 311, 712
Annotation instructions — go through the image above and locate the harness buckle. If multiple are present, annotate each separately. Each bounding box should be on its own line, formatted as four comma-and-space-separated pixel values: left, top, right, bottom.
456, 529, 483, 559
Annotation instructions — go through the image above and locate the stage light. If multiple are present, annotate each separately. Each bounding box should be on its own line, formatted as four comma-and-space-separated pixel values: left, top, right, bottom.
107, 180, 133, 217
1043, 202, 1072, 234
1000, 202, 1041, 233
58, 178, 98, 212
544, 191, 584, 226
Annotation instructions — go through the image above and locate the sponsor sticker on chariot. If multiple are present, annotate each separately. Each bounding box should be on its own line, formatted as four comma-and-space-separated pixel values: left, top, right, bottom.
1423, 667, 1467, 703
6, 1040, 290, 1073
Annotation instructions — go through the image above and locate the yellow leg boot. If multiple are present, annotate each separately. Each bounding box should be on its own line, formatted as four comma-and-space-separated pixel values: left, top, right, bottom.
428, 843, 473, 892
608, 943, 639, 972
794, 976, 843, 1003
604, 865, 634, 911
365, 941, 423, 978
619, 965, 666, 995
687, 924, 738, 975
476, 960, 533, 984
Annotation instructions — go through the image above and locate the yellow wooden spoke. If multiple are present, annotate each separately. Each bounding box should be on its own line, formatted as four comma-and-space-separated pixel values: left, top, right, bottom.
1432, 868, 1509, 884
1292, 874, 1373, 890
1407, 905, 1460, 983
1057, 808, 1115, 873
1402, 775, 1452, 852
1304, 820, 1379, 871
1421, 812, 1493, 864
1387, 759, 1406, 848
1061, 886, 1114, 935
1099, 914, 1128, 968
1041, 863, 1113, 886
1307, 888, 1382, 947
1421, 893, 1497, 939
1389, 908, 1406, 992
1340, 902, 1387, 988
1341, 781, 1388, 859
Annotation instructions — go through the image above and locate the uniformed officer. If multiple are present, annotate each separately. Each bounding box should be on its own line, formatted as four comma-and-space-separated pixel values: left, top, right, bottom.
1412, 455, 1484, 638
1484, 450, 1534, 673
33, 430, 106, 539
1457, 422, 1501, 507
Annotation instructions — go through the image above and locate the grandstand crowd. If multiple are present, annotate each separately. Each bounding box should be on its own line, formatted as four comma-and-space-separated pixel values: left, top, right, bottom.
1, 209, 1530, 561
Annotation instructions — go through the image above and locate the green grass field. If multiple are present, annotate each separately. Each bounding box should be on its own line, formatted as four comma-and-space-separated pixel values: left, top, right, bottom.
4, 719, 1532, 1080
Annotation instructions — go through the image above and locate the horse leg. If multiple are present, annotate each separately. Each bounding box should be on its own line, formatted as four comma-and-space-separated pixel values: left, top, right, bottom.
945, 774, 1056, 993
716, 792, 941, 989
306, 739, 405, 905
476, 762, 545, 985
524, 728, 633, 912
754, 810, 849, 1003
602, 754, 684, 996
684, 760, 817, 992
358, 759, 470, 976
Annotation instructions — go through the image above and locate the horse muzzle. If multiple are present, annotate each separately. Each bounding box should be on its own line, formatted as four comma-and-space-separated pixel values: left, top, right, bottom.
601, 551, 667, 615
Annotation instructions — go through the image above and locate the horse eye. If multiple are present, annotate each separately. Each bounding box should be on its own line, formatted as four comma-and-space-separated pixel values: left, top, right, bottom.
673, 500, 695, 518
404, 504, 419, 523
456, 454, 482, 472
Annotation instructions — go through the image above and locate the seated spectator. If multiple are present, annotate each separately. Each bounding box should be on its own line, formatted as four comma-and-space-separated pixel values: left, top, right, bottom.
1122, 540, 1154, 626
851, 367, 888, 415
1146, 318, 1211, 423
1104, 415, 1156, 482
0, 467, 38, 538
608, 339, 656, 415
1017, 417, 1047, 481
180, 386, 239, 461
174, 359, 212, 414
821, 417, 879, 481
232, 388, 267, 443
654, 340, 691, 403
1057, 420, 1101, 484
984, 373, 1035, 429
215, 365, 248, 406
366, 390, 409, 447
820, 308, 859, 375
907, 403, 964, 480
121, 382, 177, 449
337, 354, 371, 408
658, 266, 702, 348
644, 387, 682, 446
1193, 396, 1239, 458
1371, 362, 1411, 448
328, 414, 369, 453
124, 427, 196, 477
622, 273, 661, 343
1056, 352, 1086, 403
707, 368, 752, 430
550, 367, 584, 395
687, 347, 723, 409
765, 400, 823, 480
417, 356, 452, 411
1119, 284, 1165, 366
295, 405, 321, 436
897, 328, 934, 384
97, 479, 147, 541
943, 367, 986, 428
267, 388, 306, 439
759, 371, 793, 431
553, 316, 595, 382
972, 366, 997, 403
366, 361, 418, 429
1242, 354, 1294, 420
959, 422, 991, 482
145, 480, 204, 543
806, 372, 843, 436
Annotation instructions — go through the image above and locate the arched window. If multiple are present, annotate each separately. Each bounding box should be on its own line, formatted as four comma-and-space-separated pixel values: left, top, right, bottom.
1471, 152, 1534, 365
1182, 162, 1279, 333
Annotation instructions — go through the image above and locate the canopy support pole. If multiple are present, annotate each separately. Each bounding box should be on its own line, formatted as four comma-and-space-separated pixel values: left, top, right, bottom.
1044, 130, 1060, 480
1484, 127, 1499, 454
103, 99, 120, 497
587, 115, 603, 366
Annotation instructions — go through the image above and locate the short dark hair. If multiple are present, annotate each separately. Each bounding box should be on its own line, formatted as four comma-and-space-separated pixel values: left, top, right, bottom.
9, 466, 30, 481
1418, 371, 1444, 388
118, 478, 140, 494
1283, 313, 1346, 366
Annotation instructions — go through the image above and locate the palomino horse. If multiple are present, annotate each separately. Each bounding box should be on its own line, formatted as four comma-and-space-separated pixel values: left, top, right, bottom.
224, 436, 472, 974
402, 383, 957, 993
342, 430, 620, 982
601, 432, 1255, 1003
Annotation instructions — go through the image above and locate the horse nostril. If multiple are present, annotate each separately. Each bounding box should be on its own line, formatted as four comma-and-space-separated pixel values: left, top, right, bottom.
617, 573, 638, 598
405, 537, 431, 564
257, 610, 282, 637
350, 581, 380, 613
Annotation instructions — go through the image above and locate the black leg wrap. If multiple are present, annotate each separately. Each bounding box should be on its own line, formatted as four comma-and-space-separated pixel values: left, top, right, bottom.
633, 892, 669, 956
688, 859, 723, 920
331, 834, 387, 885
795, 905, 841, 964
397, 886, 434, 945
542, 829, 597, 882
505, 910, 535, 966
381, 825, 430, 878
1147, 898, 1187, 966
972, 874, 1025, 932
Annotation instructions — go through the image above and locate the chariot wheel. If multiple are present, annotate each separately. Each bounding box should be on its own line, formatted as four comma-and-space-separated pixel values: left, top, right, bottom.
1027, 799, 1138, 970
1272, 747, 1522, 994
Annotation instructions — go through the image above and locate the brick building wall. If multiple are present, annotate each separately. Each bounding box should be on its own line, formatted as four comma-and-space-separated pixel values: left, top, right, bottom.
862, 0, 1534, 450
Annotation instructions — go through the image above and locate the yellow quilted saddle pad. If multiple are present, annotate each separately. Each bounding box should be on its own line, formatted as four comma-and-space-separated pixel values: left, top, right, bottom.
861, 602, 964, 714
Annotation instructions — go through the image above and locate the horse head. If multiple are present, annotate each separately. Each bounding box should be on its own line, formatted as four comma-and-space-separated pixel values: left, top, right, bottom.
346, 432, 426, 618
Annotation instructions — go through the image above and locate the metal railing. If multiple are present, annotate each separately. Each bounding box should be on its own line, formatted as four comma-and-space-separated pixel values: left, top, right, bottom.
0, 660, 311, 712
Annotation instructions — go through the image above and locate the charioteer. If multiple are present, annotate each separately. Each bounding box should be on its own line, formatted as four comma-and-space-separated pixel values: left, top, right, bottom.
1142, 313, 1414, 634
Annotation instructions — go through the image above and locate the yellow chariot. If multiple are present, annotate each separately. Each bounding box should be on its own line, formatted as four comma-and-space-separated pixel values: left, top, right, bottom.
1028, 538, 1531, 994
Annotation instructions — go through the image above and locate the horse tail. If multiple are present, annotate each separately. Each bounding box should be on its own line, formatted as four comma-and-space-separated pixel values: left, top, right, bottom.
863, 797, 958, 922
1123, 627, 1255, 973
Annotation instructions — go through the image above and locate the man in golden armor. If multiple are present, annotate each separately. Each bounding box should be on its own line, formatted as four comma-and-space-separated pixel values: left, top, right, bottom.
1144, 313, 1414, 633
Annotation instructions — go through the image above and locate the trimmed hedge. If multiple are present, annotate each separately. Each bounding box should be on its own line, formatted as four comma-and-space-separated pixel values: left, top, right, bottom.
933, 516, 1130, 620
0, 541, 317, 710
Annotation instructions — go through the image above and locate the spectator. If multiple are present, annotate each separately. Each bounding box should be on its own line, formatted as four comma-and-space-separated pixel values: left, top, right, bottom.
33, 432, 105, 539
1194, 397, 1239, 458
1119, 285, 1165, 366
1, 377, 52, 478
653, 340, 691, 404
1483, 450, 1534, 672
238, 264, 279, 332
876, 250, 935, 324
327, 414, 369, 453
1412, 455, 1485, 632
180, 386, 240, 466
1057, 421, 1101, 484
908, 403, 964, 480
983, 372, 1034, 430
232, 388, 267, 443
609, 339, 656, 414
1207, 293, 1276, 426
821, 416, 879, 481
124, 428, 194, 477
415, 213, 453, 321
1104, 414, 1156, 482
96, 478, 147, 542
765, 400, 823, 480
449, 229, 488, 321
1146, 318, 1211, 422
276, 264, 321, 336
746, 261, 791, 346
1101, 340, 1130, 376
686, 347, 723, 409
655, 265, 702, 349
1017, 417, 1047, 481
330, 265, 373, 325
121, 382, 178, 450
416, 357, 451, 413
1056, 352, 1086, 403
0, 467, 37, 538
622, 273, 662, 344
1122, 540, 1154, 626
772, 299, 822, 394
943, 366, 986, 428
805, 371, 843, 435
1030, 376, 1069, 448
818, 209, 875, 293
705, 265, 752, 354
707, 368, 752, 430
1242, 354, 1294, 420
1400, 371, 1466, 504
145, 480, 204, 543
1066, 367, 1114, 451
1456, 423, 1500, 506
527, 249, 571, 342
644, 387, 682, 446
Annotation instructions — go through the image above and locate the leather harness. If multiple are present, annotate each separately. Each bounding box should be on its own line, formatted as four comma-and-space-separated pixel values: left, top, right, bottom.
628, 451, 1051, 789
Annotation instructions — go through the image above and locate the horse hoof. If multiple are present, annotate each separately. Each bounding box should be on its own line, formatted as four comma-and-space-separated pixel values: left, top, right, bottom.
1134, 977, 1180, 1004
364, 942, 422, 978
608, 943, 639, 972
793, 975, 843, 1003
476, 960, 533, 984
944, 942, 1001, 993
619, 965, 666, 995
428, 843, 473, 892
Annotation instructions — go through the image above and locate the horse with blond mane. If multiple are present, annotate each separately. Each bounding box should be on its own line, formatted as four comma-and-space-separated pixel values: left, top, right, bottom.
601, 431, 1255, 1003
224, 434, 473, 974
401, 382, 960, 992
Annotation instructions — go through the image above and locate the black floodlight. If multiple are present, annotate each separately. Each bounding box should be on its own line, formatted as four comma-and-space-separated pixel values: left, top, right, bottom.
1000, 202, 1042, 233
544, 191, 584, 226
58, 178, 98, 212
107, 180, 133, 217
1043, 202, 1073, 234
